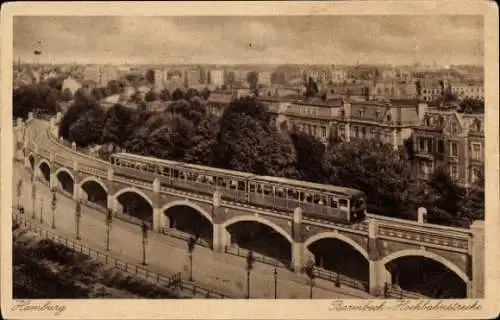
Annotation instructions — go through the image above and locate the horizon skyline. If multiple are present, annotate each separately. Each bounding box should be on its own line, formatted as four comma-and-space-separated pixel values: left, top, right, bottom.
13, 15, 484, 66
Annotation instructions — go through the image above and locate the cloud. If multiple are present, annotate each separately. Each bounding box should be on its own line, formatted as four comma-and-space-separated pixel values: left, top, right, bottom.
13, 15, 483, 65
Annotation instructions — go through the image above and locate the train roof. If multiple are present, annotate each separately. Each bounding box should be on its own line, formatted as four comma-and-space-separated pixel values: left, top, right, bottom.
181, 162, 256, 178
112, 152, 181, 166
252, 175, 364, 197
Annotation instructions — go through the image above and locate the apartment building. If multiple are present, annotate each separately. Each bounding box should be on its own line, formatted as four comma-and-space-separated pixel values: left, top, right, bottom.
209, 69, 225, 87
412, 110, 484, 187
449, 80, 484, 100
332, 99, 425, 149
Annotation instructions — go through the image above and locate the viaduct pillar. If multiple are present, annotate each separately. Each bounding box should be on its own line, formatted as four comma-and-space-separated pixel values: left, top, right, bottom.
152, 178, 162, 232
368, 219, 390, 296
212, 190, 231, 252
469, 220, 485, 298
291, 207, 304, 272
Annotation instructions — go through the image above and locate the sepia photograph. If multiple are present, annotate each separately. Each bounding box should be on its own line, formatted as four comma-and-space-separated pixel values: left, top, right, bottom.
1, 1, 499, 319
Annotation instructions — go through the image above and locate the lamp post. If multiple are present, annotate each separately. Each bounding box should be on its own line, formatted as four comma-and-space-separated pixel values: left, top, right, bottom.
105, 208, 113, 251
39, 197, 44, 224
31, 179, 36, 220
187, 235, 196, 281
274, 268, 278, 299
141, 221, 149, 265
75, 200, 81, 240
304, 259, 316, 299
246, 250, 256, 299
50, 187, 57, 229
16, 179, 23, 211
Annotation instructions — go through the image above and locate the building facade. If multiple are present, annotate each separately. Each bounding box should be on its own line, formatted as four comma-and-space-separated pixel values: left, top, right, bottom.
331, 99, 425, 149
412, 111, 484, 187
209, 69, 225, 87
450, 81, 484, 101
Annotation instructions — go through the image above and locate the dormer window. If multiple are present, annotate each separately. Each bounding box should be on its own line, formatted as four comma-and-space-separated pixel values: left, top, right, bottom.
387, 114, 392, 122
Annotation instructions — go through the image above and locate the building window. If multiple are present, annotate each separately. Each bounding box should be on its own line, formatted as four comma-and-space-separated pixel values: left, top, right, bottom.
450, 142, 458, 157
449, 164, 459, 180
354, 126, 359, 138
370, 128, 376, 138
437, 140, 445, 153
321, 126, 327, 138
361, 127, 366, 138
426, 139, 433, 153
419, 137, 425, 152
472, 143, 481, 160
359, 109, 365, 117
339, 126, 345, 138
450, 122, 457, 133
471, 167, 482, 184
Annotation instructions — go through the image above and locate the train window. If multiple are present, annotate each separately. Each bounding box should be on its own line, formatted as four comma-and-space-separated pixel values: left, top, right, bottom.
250, 183, 256, 192
263, 185, 273, 195
276, 187, 284, 197
305, 193, 313, 203
238, 181, 246, 191
299, 192, 305, 202
339, 199, 348, 208
230, 180, 238, 189
330, 198, 338, 208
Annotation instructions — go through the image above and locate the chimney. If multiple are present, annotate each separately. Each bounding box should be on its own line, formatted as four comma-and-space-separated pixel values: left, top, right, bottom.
417, 102, 427, 121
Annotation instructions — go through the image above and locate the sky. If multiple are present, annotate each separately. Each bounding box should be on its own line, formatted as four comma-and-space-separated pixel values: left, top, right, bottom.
13, 15, 484, 66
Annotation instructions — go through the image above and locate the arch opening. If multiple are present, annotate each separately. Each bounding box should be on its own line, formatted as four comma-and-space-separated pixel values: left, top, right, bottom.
116, 191, 153, 224
56, 170, 74, 195
80, 180, 108, 208
385, 255, 467, 298
39, 162, 51, 183
307, 238, 369, 290
225, 220, 291, 266
164, 205, 213, 247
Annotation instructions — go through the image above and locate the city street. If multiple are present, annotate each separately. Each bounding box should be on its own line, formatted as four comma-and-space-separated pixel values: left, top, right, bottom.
13, 161, 373, 299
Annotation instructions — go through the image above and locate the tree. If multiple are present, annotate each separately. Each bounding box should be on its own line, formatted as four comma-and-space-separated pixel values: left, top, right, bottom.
58, 100, 91, 140
423, 167, 468, 227
184, 115, 219, 165
147, 114, 195, 160
172, 88, 185, 101
200, 87, 211, 100
75, 200, 82, 240
159, 88, 171, 101
102, 104, 137, 146
246, 71, 259, 90
290, 131, 326, 182
145, 69, 155, 84
246, 250, 256, 299
105, 208, 113, 251
304, 259, 316, 299
50, 188, 57, 229
141, 221, 149, 265
168, 99, 206, 125
60, 88, 73, 102
322, 139, 419, 219
16, 179, 23, 211
461, 167, 485, 223
68, 105, 107, 147
459, 98, 484, 114
107, 80, 122, 95
187, 236, 197, 281
144, 90, 158, 102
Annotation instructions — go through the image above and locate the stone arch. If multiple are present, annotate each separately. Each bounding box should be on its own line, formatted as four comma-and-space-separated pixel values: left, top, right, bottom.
161, 200, 213, 224
380, 249, 469, 283
80, 176, 108, 194
113, 187, 153, 207
304, 231, 369, 261
222, 215, 293, 244
38, 158, 51, 171
55, 167, 75, 182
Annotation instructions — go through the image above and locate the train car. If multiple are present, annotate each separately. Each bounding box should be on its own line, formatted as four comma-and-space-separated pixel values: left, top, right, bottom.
249, 176, 366, 223
110, 153, 366, 224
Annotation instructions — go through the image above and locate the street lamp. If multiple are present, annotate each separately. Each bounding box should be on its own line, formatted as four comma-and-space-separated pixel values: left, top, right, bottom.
187, 235, 196, 281
50, 187, 57, 229
39, 197, 44, 224
246, 250, 256, 299
141, 221, 149, 265
105, 208, 113, 251
274, 268, 278, 299
75, 200, 82, 240
304, 259, 316, 299
31, 179, 36, 220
